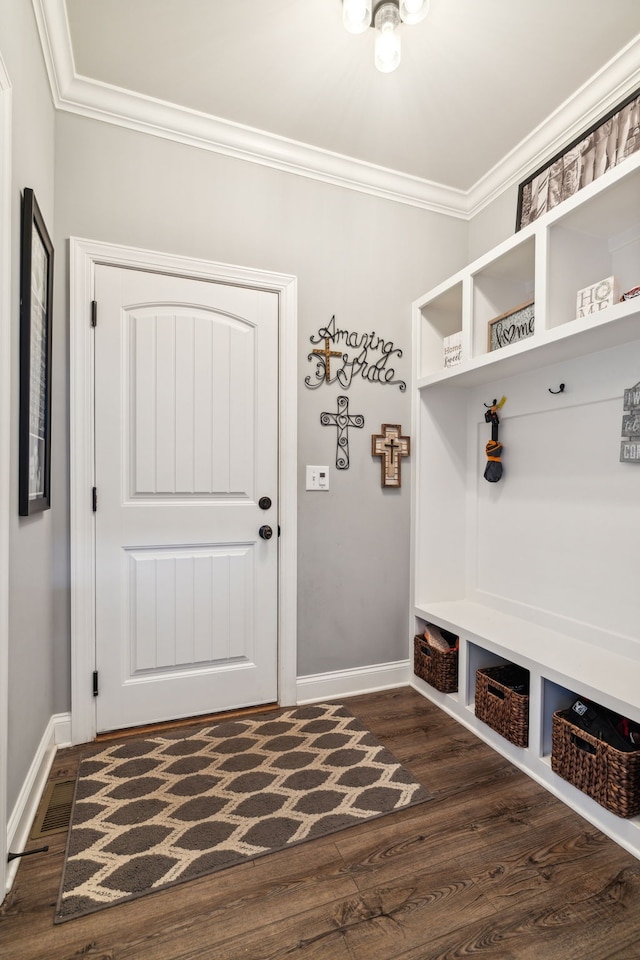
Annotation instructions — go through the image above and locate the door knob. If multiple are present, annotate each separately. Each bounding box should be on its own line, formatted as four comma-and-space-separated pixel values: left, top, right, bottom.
259, 525, 273, 540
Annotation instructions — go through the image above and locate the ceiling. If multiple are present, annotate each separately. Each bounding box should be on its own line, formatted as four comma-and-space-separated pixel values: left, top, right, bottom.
35, 0, 640, 215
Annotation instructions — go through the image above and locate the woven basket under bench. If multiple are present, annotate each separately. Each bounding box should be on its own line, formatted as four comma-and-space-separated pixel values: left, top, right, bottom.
475, 664, 529, 748
413, 633, 458, 693
551, 710, 640, 818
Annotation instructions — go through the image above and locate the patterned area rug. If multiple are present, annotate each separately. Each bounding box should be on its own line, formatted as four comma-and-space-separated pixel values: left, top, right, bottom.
56, 702, 431, 922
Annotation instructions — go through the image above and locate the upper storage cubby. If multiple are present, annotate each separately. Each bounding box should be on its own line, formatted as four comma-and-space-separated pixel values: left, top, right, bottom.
415, 150, 640, 387
547, 161, 640, 329
416, 278, 464, 379
471, 236, 535, 360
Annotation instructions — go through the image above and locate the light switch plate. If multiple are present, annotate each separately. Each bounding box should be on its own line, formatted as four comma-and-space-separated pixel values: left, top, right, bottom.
306, 465, 329, 490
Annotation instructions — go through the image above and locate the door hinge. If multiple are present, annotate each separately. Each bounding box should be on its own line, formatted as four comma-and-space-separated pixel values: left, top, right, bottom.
92, 671, 99, 697
91, 300, 97, 327
92, 487, 97, 512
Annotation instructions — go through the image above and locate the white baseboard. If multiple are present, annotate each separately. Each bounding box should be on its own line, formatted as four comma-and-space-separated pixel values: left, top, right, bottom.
296, 660, 410, 704
5, 712, 72, 894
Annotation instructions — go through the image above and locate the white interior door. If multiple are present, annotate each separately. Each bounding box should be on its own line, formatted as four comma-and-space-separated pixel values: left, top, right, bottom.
93, 265, 279, 732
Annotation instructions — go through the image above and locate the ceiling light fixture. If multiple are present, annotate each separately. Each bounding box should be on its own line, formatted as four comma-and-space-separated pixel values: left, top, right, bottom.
343, 0, 429, 73
342, 0, 372, 34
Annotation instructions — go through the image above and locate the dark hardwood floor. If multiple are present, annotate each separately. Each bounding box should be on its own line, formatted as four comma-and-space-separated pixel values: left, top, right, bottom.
3, 686, 640, 960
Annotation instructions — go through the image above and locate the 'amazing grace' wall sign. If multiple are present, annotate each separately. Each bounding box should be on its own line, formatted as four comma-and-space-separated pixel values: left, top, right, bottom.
305, 315, 406, 391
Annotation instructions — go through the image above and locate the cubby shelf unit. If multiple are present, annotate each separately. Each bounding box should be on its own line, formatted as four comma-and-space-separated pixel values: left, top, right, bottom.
410, 149, 640, 860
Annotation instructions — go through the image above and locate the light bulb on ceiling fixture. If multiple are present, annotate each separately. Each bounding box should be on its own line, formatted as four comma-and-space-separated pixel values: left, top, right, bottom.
374, 2, 401, 73
343, 0, 372, 34
398, 0, 429, 25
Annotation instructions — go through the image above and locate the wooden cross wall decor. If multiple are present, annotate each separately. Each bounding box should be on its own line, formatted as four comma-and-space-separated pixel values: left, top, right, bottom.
372, 424, 410, 487
311, 337, 344, 382
320, 395, 365, 469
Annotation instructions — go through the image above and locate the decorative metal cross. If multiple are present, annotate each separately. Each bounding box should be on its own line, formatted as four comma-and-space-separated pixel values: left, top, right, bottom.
311, 337, 343, 382
371, 423, 410, 487
320, 395, 365, 469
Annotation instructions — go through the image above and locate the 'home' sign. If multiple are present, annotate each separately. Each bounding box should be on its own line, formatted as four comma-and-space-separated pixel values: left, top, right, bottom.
576, 276, 615, 319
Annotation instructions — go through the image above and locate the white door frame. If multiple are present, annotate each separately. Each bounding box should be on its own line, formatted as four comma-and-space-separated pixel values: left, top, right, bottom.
0, 53, 12, 899
69, 239, 298, 745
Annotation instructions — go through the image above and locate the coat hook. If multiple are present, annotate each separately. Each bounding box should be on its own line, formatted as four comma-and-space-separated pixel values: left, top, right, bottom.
484, 398, 498, 408
549, 383, 565, 394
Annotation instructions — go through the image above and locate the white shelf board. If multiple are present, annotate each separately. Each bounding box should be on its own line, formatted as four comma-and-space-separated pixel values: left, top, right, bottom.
416, 297, 640, 389
414, 599, 640, 720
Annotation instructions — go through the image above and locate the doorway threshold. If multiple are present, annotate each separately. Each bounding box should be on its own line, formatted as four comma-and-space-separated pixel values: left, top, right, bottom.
95, 702, 280, 742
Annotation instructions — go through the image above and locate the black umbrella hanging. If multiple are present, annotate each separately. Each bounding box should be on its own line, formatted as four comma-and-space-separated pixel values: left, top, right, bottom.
483, 397, 506, 483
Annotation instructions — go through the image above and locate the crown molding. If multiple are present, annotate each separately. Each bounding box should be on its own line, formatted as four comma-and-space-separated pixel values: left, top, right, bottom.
467, 33, 640, 218
32, 0, 640, 219
59, 72, 470, 216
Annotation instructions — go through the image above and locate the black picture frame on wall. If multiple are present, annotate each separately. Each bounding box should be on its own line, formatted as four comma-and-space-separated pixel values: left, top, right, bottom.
19, 187, 54, 516
516, 85, 640, 231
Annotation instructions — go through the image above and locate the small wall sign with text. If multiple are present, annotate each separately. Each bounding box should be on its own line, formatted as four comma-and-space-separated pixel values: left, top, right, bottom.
306, 315, 406, 391
620, 381, 640, 463
576, 276, 616, 319
488, 301, 534, 352
443, 331, 462, 368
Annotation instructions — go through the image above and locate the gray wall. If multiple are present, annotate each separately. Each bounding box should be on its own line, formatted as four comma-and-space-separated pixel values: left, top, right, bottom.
53, 112, 468, 695
1, 2, 57, 811
467, 185, 520, 263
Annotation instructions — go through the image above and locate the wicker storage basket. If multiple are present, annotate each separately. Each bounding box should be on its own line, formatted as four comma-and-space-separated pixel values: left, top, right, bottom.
551, 709, 640, 818
475, 664, 529, 747
413, 633, 458, 693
